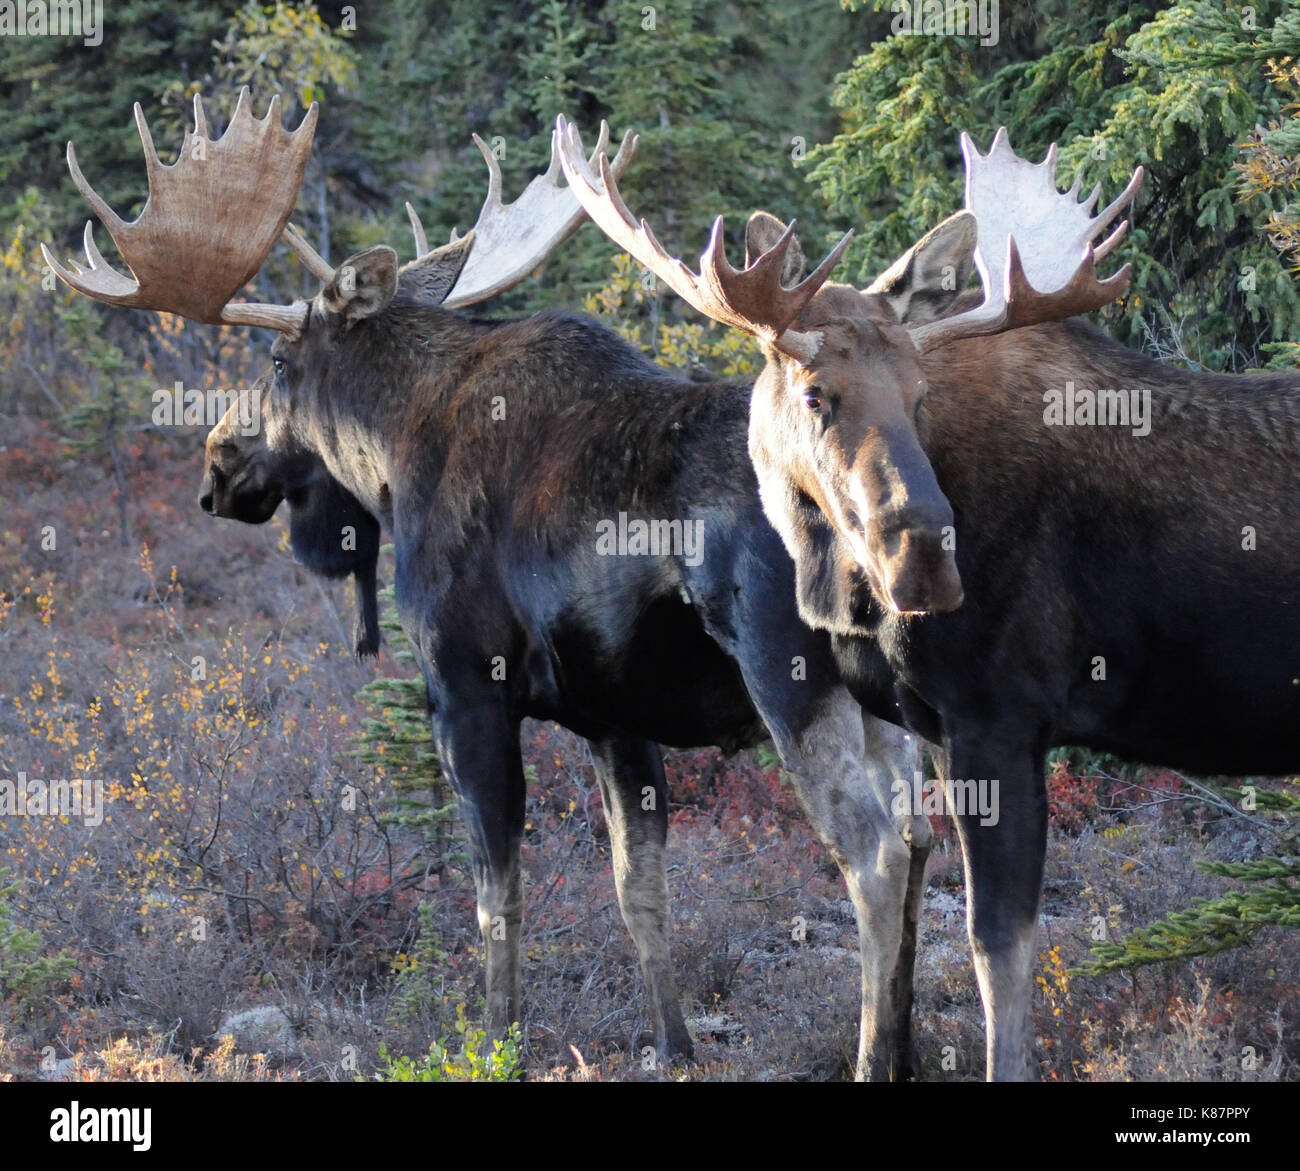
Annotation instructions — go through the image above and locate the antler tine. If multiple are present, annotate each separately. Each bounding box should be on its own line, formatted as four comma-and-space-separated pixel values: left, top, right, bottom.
471, 132, 505, 212
436, 118, 640, 310
405, 202, 429, 259
1042, 141, 1059, 184
230, 84, 252, 125
281, 222, 336, 282
1090, 164, 1144, 241
80, 220, 109, 272
1093, 218, 1129, 263
63, 140, 128, 241
556, 115, 851, 362
908, 126, 1144, 353
43, 88, 319, 334
793, 224, 855, 305
134, 101, 165, 183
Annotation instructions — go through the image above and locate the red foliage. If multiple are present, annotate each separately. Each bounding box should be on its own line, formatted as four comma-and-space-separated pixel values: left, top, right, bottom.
1046, 756, 1103, 835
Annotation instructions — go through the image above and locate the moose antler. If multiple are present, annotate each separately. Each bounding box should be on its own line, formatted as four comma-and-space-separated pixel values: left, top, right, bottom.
403, 122, 638, 309
46, 94, 639, 331
555, 115, 851, 363
908, 127, 1144, 352
41, 88, 331, 334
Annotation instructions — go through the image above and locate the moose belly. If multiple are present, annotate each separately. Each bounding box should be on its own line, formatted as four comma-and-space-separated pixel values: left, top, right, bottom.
1060, 597, 1300, 774
527, 592, 768, 752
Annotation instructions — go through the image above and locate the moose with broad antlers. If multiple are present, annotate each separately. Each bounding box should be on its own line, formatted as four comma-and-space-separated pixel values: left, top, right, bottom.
559, 115, 1300, 1080
46, 90, 944, 1080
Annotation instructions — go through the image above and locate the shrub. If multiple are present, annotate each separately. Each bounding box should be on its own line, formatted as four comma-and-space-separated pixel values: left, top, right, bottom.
368, 1005, 523, 1082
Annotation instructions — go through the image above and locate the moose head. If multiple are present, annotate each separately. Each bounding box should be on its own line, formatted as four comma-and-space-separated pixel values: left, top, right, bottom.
199, 375, 287, 524
198, 373, 384, 657
44, 90, 633, 657
557, 119, 1142, 621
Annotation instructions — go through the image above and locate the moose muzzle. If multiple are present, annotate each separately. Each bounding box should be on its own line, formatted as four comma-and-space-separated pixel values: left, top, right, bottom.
868, 509, 963, 614
198, 461, 283, 523
853, 430, 963, 615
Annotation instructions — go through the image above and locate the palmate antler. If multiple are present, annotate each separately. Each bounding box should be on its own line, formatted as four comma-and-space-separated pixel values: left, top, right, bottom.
555, 115, 852, 363
907, 128, 1145, 352
407, 123, 638, 309
43, 91, 635, 334
40, 88, 332, 334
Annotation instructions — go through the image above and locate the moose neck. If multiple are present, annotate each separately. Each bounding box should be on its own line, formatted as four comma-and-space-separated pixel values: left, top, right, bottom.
918, 317, 1300, 518
290, 304, 499, 524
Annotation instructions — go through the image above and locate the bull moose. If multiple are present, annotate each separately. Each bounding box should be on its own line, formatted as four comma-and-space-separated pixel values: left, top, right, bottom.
45, 90, 935, 1079
199, 376, 383, 659
560, 119, 1300, 1080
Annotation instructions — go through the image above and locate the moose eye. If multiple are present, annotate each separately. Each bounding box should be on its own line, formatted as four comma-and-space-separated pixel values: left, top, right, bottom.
803, 392, 823, 412
273, 358, 285, 375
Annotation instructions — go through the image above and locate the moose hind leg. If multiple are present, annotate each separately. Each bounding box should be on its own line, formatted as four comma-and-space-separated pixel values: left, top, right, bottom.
589, 736, 693, 1064
430, 701, 527, 1042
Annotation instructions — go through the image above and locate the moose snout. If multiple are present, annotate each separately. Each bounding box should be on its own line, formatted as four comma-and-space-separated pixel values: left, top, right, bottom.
866, 504, 963, 615
198, 469, 220, 515
195, 465, 220, 517
850, 426, 963, 615
197, 460, 284, 523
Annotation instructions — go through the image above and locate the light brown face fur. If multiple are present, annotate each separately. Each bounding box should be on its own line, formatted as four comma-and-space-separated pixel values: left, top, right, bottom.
744, 218, 966, 617
783, 283, 962, 613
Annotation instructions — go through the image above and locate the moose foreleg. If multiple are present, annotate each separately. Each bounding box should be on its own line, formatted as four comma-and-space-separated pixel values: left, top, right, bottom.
773, 690, 916, 1081
351, 558, 381, 659
430, 700, 527, 1043
862, 713, 931, 1080
589, 736, 693, 1065
935, 737, 1045, 1081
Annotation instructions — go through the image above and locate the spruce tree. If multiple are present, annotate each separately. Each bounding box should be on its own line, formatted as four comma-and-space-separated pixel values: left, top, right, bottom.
1080, 781, 1300, 974
349, 556, 459, 875
807, 0, 1300, 369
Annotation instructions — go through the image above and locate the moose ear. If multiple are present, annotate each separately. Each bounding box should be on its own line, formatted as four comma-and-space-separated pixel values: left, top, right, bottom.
866, 211, 977, 325
398, 230, 476, 306
322, 245, 399, 325
746, 211, 807, 288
